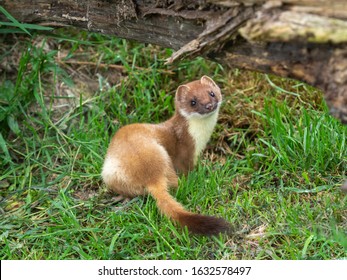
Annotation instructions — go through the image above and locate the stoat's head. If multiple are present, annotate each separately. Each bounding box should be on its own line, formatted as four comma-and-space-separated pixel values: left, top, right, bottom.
175, 76, 222, 119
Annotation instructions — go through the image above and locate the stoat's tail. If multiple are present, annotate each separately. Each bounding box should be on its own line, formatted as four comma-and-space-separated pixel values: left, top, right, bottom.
147, 180, 231, 235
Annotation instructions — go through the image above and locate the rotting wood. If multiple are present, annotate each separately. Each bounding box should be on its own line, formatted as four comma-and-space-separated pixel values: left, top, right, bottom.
240, 10, 347, 44
1, 0, 346, 123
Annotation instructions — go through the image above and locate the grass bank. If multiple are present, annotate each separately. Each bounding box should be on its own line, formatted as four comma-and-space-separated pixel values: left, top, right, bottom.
0, 30, 346, 259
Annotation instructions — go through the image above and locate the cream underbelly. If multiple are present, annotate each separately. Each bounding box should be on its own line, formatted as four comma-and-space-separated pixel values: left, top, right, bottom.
101, 156, 127, 184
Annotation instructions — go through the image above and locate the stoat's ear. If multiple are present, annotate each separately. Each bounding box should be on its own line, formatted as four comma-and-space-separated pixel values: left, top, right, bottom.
175, 85, 190, 102
201, 75, 217, 88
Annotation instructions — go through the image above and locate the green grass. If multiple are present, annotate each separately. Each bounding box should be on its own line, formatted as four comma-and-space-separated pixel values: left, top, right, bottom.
0, 29, 346, 260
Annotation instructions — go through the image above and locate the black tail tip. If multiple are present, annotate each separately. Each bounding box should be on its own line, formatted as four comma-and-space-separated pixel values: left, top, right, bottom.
178, 213, 232, 235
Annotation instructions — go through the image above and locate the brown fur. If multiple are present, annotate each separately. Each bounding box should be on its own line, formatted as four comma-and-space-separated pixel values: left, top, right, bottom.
102, 76, 231, 235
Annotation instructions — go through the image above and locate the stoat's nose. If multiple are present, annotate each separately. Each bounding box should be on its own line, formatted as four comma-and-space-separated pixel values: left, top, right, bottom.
205, 103, 214, 111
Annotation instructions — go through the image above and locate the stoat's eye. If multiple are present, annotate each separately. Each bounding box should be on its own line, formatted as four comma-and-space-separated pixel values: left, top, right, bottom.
209, 91, 215, 97
191, 100, 196, 106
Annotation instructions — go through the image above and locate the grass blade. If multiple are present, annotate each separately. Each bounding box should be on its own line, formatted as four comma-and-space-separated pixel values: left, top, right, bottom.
0, 6, 31, 35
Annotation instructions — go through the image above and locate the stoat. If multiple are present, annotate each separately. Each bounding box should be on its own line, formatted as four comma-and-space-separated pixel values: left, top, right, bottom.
102, 76, 230, 235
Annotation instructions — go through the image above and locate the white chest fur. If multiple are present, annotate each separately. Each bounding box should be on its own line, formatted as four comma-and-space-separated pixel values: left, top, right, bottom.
186, 111, 219, 163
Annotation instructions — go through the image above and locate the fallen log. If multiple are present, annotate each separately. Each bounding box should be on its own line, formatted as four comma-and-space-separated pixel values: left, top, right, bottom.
1, 0, 346, 122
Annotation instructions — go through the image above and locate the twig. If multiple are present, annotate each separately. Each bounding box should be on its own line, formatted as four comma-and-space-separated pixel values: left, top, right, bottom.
57, 59, 175, 74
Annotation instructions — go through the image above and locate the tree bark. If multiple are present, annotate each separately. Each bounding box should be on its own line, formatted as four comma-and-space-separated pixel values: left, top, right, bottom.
1, 0, 347, 123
